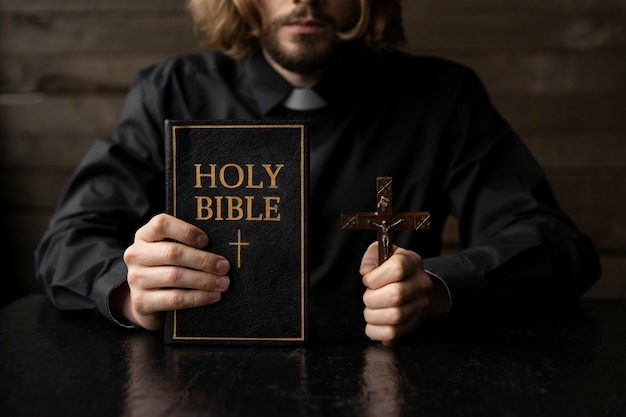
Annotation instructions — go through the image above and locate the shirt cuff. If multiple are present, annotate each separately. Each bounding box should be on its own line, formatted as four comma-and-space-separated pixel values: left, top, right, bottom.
93, 259, 138, 329
424, 269, 452, 315
423, 252, 488, 314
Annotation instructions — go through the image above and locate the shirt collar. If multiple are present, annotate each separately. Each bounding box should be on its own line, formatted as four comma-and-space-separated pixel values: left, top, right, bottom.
243, 44, 376, 116
244, 51, 293, 116
314, 45, 374, 110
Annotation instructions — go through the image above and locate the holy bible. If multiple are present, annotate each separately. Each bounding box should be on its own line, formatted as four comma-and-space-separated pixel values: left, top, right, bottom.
164, 120, 309, 344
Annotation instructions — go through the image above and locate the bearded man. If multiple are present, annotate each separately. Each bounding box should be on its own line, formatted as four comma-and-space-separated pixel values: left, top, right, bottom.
35, 0, 600, 342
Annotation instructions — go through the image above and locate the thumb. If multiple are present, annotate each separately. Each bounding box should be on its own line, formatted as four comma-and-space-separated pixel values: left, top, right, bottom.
359, 242, 379, 275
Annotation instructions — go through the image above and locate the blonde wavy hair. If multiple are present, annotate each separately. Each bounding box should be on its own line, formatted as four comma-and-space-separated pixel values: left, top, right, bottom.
186, 0, 406, 57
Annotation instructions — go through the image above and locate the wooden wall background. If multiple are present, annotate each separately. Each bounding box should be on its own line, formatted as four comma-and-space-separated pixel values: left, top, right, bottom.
1, 0, 624, 306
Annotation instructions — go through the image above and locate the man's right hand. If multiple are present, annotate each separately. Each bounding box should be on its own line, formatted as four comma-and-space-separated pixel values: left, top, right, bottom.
112, 213, 230, 330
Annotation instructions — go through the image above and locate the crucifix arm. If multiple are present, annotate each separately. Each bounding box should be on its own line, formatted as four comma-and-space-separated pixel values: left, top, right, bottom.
340, 177, 430, 264
368, 218, 404, 231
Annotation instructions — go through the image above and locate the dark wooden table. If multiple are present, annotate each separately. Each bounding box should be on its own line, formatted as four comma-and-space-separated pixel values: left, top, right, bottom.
1, 294, 625, 417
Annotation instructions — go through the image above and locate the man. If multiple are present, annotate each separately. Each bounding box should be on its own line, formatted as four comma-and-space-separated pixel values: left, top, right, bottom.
35, 0, 601, 342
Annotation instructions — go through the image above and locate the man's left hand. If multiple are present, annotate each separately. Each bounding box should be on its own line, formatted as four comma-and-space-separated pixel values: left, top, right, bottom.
360, 242, 450, 343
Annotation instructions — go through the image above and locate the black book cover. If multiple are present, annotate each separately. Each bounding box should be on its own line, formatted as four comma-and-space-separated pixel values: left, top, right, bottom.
164, 120, 309, 344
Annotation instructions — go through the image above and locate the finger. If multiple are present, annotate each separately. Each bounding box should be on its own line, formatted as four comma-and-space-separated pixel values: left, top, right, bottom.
136, 213, 208, 248
365, 318, 425, 343
127, 265, 230, 293
362, 278, 421, 309
133, 287, 223, 316
364, 299, 429, 342
363, 296, 427, 326
362, 248, 422, 290
125, 240, 230, 275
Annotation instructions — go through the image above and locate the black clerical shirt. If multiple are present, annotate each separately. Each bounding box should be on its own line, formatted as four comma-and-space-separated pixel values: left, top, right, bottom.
35, 47, 601, 338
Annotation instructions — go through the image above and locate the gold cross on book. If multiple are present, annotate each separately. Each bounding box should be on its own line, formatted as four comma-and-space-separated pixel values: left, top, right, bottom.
229, 229, 249, 268
340, 177, 430, 264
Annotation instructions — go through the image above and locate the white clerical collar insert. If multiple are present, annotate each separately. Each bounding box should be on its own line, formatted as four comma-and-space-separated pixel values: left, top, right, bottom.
283, 88, 327, 111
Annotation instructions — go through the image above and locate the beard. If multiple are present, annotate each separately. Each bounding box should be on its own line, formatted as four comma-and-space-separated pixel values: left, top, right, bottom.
259, 5, 349, 75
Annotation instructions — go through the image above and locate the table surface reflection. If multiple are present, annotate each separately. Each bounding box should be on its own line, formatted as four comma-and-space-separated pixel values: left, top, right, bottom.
1, 294, 625, 417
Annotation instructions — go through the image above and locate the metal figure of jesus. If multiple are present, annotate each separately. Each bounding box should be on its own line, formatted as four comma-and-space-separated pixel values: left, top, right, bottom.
340, 177, 430, 264
368, 218, 404, 261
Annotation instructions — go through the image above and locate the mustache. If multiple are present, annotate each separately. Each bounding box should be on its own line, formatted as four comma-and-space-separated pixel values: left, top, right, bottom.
273, 5, 335, 27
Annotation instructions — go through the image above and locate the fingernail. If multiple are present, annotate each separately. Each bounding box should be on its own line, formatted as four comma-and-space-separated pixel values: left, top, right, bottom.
216, 259, 230, 275
196, 234, 209, 247
216, 277, 230, 290
208, 292, 221, 302
360, 261, 378, 273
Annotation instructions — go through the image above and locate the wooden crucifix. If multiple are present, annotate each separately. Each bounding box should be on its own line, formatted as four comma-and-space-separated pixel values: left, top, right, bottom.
340, 177, 431, 264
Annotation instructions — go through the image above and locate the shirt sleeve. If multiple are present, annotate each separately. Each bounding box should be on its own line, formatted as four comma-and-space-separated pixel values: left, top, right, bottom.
422, 69, 601, 313
34, 73, 166, 324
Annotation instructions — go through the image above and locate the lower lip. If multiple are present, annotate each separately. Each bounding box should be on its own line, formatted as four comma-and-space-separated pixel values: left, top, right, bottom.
286, 24, 327, 35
